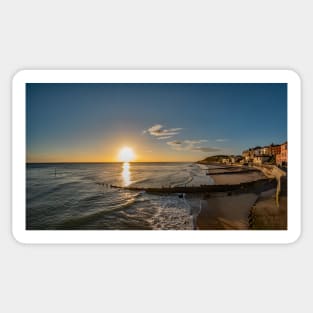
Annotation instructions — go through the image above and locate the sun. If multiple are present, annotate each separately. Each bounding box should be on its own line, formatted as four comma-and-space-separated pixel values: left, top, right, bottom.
118, 146, 135, 162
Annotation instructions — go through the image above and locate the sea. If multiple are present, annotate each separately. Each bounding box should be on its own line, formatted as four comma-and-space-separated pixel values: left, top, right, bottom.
26, 162, 214, 230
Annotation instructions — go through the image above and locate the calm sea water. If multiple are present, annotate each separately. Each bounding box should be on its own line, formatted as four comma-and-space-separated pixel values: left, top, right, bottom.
26, 162, 214, 230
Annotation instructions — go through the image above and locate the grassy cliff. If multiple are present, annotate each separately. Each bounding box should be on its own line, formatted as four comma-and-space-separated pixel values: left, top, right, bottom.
196, 155, 229, 164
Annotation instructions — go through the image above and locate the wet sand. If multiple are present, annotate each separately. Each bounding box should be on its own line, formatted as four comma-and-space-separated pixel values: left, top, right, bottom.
196, 193, 258, 230
212, 171, 266, 185
194, 164, 286, 230
209, 165, 266, 185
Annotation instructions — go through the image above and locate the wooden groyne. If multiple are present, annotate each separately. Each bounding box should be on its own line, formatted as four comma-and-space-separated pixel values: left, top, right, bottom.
110, 178, 277, 195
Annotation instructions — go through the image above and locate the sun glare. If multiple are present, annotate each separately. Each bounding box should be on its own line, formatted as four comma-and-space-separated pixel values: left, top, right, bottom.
118, 147, 135, 162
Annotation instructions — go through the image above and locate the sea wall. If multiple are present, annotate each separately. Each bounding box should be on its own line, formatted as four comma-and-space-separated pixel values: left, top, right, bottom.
253, 165, 286, 207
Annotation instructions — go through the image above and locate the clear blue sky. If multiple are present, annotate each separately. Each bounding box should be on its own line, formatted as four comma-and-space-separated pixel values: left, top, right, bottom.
26, 83, 287, 162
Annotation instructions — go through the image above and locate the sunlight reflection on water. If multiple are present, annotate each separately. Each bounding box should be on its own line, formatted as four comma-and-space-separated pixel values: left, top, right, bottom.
122, 162, 131, 186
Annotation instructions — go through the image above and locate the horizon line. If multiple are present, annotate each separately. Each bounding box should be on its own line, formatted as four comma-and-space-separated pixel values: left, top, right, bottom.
26, 161, 197, 164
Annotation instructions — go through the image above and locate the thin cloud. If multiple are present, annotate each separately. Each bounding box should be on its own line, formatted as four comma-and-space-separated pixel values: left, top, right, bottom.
167, 140, 183, 149
144, 124, 182, 139
167, 141, 185, 151
184, 139, 208, 145
157, 136, 173, 140
193, 147, 221, 152
170, 140, 182, 145
215, 138, 228, 142
167, 139, 219, 153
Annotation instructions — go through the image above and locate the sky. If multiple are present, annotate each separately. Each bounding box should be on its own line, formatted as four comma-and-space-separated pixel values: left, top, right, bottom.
26, 83, 287, 162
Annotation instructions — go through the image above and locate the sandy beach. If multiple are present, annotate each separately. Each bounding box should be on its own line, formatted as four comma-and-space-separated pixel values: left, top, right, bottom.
194, 164, 287, 230
208, 165, 266, 185
250, 176, 287, 230
196, 193, 258, 230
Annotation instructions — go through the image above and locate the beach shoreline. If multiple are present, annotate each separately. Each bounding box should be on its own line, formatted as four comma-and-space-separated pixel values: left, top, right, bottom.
105, 162, 286, 230
208, 164, 266, 185
192, 164, 287, 230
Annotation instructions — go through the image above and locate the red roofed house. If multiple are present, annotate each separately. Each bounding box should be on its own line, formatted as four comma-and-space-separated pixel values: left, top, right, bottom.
276, 142, 287, 166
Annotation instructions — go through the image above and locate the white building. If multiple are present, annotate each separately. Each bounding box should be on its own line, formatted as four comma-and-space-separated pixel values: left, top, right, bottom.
253, 155, 270, 165
253, 147, 262, 156
260, 146, 270, 155
222, 158, 230, 164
